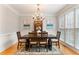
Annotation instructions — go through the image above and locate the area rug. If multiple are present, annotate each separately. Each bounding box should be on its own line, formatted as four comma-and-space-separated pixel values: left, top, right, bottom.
15, 46, 63, 55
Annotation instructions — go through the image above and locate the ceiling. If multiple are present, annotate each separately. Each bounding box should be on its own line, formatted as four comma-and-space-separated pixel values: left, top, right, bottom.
10, 4, 66, 15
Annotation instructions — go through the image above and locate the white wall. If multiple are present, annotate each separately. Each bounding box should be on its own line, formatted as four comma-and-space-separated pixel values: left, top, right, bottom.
19, 16, 34, 35
0, 5, 19, 52
43, 14, 57, 35
19, 13, 57, 35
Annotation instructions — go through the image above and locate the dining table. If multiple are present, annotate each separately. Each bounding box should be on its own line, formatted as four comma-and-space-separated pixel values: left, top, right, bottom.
21, 33, 57, 51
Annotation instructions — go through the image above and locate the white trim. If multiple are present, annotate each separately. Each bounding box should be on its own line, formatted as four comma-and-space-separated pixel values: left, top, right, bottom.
0, 32, 17, 36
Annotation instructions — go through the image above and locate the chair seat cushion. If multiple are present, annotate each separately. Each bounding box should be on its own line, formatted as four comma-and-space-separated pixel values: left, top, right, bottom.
19, 39, 26, 42
51, 39, 58, 41
30, 42, 37, 44
40, 42, 47, 44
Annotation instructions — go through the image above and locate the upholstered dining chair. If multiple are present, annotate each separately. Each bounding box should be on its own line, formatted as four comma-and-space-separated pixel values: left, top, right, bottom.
29, 32, 38, 52
17, 31, 26, 50
52, 31, 61, 48
39, 32, 48, 52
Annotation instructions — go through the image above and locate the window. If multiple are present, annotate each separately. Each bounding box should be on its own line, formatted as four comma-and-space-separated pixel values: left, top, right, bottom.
58, 6, 79, 50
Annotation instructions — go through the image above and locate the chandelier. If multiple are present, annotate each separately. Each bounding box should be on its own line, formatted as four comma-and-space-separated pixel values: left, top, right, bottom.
33, 4, 45, 21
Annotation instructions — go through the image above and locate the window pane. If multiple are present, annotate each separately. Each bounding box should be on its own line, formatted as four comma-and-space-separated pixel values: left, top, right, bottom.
59, 16, 65, 41
59, 16, 64, 28
65, 29, 74, 46
75, 8, 79, 49
65, 11, 74, 28
76, 8, 79, 28
60, 29, 64, 41
75, 29, 79, 49
65, 11, 74, 47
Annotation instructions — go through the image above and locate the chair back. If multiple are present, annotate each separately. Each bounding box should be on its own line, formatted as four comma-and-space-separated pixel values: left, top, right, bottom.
56, 31, 61, 40
29, 32, 38, 42
29, 31, 37, 36
39, 32, 48, 42
39, 31, 48, 36
39, 32, 48, 34
17, 31, 21, 40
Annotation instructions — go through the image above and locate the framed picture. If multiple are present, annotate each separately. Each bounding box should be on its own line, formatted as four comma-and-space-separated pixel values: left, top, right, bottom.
23, 24, 30, 29
46, 24, 53, 29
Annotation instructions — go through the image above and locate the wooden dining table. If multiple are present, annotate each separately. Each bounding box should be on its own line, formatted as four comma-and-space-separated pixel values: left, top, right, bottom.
21, 34, 57, 51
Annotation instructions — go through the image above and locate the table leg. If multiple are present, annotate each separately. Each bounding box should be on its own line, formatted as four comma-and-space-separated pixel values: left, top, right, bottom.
48, 38, 52, 50
25, 39, 29, 51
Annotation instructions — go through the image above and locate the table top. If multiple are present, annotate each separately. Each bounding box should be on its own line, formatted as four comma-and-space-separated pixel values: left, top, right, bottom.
21, 34, 57, 39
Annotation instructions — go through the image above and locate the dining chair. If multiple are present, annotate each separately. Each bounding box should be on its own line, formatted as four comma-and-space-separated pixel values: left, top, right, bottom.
17, 31, 26, 50
39, 32, 48, 52
29, 32, 38, 52
52, 31, 61, 48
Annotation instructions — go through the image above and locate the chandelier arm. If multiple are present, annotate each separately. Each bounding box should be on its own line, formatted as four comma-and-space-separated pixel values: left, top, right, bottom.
33, 4, 45, 21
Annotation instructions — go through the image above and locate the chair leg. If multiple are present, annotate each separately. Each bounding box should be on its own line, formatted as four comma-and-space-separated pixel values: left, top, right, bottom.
56, 43, 57, 46
39, 44, 40, 52
36, 44, 38, 52
58, 42, 60, 48
46, 45, 48, 52
20, 43, 22, 49
29, 44, 30, 52
17, 42, 20, 50
17, 43, 19, 50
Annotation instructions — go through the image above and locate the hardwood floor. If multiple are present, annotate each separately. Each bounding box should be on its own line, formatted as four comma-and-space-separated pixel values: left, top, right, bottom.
0, 43, 18, 55
0, 43, 78, 55
60, 44, 79, 55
